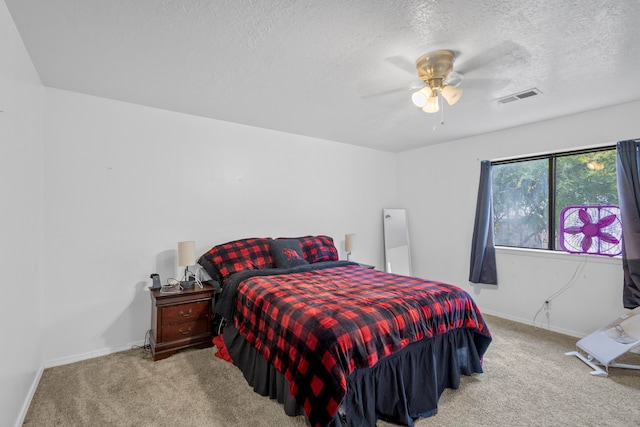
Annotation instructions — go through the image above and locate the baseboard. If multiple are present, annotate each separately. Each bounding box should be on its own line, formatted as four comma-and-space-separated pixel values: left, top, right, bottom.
44, 339, 145, 368
14, 364, 44, 427
480, 309, 585, 338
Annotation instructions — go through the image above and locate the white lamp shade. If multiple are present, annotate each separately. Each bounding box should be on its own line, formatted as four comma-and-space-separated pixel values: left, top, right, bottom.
422, 95, 440, 113
178, 241, 196, 266
441, 85, 463, 105
411, 87, 431, 107
345, 234, 356, 253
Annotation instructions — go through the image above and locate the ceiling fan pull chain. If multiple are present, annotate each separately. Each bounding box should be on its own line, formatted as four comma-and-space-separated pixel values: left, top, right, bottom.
433, 107, 437, 130
440, 94, 445, 125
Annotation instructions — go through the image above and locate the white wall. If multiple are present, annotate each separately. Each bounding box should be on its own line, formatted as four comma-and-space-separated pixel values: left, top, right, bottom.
397, 101, 640, 337
0, 1, 44, 426
4, 0, 639, 421
42, 88, 397, 365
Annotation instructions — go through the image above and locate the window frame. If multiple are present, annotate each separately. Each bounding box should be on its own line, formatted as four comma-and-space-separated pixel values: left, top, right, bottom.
491, 145, 617, 251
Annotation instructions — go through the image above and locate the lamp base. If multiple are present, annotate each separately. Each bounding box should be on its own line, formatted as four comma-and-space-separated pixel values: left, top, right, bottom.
180, 280, 195, 289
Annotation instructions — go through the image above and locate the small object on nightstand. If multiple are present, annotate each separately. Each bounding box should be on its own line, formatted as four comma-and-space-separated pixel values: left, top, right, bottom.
160, 278, 182, 294
150, 273, 162, 290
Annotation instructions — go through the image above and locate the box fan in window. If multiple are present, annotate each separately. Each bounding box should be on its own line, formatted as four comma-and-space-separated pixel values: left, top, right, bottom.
559, 205, 622, 256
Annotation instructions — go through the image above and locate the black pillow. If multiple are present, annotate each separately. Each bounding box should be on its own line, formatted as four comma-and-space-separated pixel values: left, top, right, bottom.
269, 239, 308, 269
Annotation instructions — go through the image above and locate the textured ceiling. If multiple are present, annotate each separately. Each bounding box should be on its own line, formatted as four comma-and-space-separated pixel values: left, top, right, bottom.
6, 0, 640, 152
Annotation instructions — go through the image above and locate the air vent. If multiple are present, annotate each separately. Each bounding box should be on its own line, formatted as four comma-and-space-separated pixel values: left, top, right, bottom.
496, 88, 542, 105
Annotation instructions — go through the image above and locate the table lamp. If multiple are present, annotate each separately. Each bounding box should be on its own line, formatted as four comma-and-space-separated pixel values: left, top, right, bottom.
178, 240, 196, 289
345, 233, 356, 261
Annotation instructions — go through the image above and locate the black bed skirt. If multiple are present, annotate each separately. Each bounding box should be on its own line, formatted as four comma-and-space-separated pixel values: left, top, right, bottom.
223, 325, 489, 427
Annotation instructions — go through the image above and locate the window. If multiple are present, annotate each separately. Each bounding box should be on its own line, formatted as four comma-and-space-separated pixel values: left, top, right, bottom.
492, 146, 618, 250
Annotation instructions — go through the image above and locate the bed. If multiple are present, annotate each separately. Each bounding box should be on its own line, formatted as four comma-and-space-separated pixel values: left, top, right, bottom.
199, 236, 492, 427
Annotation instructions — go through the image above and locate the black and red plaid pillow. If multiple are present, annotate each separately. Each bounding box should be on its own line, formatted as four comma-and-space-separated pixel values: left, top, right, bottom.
198, 238, 274, 283
295, 235, 339, 263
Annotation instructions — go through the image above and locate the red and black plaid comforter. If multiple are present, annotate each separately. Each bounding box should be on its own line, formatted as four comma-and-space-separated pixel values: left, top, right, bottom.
230, 263, 491, 427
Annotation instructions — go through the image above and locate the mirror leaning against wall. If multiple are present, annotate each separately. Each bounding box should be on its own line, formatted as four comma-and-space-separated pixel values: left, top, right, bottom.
383, 208, 412, 276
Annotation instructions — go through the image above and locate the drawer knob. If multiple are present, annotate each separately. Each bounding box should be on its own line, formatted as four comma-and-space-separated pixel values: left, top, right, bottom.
179, 308, 193, 317
179, 327, 193, 335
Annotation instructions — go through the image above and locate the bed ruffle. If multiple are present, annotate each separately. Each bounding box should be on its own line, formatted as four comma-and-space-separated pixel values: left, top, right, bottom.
224, 324, 489, 427
224, 325, 304, 418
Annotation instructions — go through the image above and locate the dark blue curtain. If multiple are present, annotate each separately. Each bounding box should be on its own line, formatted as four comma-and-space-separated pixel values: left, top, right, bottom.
616, 140, 640, 309
469, 160, 498, 284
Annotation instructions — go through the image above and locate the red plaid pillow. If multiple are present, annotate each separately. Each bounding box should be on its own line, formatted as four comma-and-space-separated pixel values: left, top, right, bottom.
198, 238, 274, 284
295, 235, 339, 263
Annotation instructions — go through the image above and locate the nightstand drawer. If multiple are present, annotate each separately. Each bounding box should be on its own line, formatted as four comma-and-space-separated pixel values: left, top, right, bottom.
162, 319, 209, 342
161, 301, 209, 325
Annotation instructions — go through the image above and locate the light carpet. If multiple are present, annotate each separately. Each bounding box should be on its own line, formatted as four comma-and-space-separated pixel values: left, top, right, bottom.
24, 315, 640, 426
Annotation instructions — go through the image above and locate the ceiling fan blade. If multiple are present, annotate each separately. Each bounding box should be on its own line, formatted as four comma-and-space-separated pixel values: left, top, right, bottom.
384, 55, 417, 75
445, 70, 463, 87
360, 85, 416, 100
357, 54, 423, 100
359, 76, 424, 100
455, 40, 530, 76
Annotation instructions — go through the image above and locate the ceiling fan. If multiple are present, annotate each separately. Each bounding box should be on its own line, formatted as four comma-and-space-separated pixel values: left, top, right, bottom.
360, 42, 527, 115
411, 50, 463, 114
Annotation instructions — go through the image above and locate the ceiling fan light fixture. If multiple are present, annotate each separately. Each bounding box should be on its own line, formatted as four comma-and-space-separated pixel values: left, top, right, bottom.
411, 87, 431, 107
422, 95, 440, 113
412, 50, 463, 118
441, 85, 463, 105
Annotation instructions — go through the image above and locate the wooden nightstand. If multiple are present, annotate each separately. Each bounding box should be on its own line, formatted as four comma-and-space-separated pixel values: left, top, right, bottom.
149, 284, 215, 361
